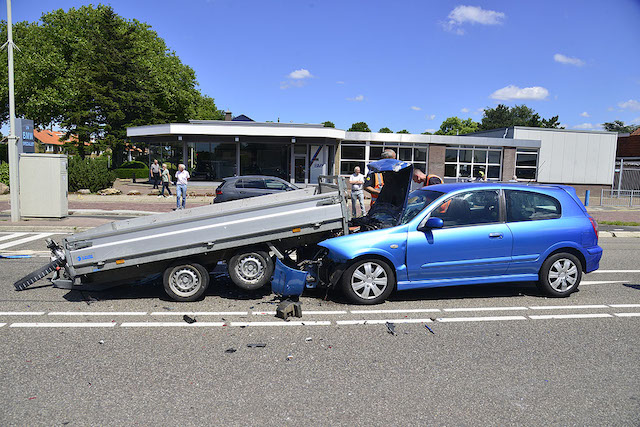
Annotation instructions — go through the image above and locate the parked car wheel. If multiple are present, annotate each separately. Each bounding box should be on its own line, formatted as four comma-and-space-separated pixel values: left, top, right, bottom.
163, 262, 210, 302
537, 252, 582, 297
228, 250, 274, 290
342, 258, 395, 305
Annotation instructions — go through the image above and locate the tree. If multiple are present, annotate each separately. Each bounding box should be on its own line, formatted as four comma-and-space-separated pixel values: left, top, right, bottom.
348, 122, 371, 132
322, 121, 335, 128
435, 117, 479, 135
480, 104, 561, 130
602, 120, 640, 134
396, 129, 410, 134
378, 127, 392, 133
421, 131, 433, 135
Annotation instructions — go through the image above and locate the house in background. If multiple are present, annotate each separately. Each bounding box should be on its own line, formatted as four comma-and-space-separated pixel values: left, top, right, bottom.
617, 128, 640, 158
33, 129, 78, 154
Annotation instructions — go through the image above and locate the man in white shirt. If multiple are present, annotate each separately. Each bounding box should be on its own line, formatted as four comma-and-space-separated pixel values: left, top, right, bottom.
349, 166, 365, 217
175, 164, 190, 210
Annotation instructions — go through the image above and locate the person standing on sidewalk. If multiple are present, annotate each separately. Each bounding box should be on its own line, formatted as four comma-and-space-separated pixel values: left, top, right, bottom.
349, 166, 365, 217
150, 159, 161, 189
175, 164, 190, 210
159, 163, 172, 198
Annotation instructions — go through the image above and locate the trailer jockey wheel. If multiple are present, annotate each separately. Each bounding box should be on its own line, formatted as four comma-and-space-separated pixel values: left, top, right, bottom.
228, 250, 274, 291
163, 263, 210, 302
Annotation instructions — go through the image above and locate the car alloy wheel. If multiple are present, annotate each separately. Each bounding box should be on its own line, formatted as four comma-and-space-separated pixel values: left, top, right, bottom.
548, 258, 578, 292
351, 261, 389, 300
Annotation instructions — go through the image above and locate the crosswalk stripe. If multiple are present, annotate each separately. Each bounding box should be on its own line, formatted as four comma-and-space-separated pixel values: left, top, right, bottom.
0, 233, 57, 250
0, 232, 29, 243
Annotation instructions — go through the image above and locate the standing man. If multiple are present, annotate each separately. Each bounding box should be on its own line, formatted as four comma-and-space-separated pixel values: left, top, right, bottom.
349, 166, 365, 217
364, 149, 396, 208
175, 164, 190, 210
150, 159, 161, 189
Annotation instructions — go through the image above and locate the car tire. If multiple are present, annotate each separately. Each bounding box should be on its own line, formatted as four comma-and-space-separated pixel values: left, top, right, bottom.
163, 262, 209, 302
537, 252, 582, 297
342, 258, 395, 305
228, 250, 274, 291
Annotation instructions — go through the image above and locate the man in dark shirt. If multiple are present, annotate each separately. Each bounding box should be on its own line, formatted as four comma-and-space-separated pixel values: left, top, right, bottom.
364, 149, 396, 208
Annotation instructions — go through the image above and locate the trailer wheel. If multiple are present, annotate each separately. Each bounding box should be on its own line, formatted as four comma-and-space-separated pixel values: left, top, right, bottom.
163, 263, 209, 302
228, 250, 273, 290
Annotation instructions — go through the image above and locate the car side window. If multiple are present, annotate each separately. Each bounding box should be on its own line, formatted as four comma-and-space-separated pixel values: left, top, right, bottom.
241, 178, 266, 189
235, 179, 244, 189
430, 190, 500, 227
265, 179, 287, 190
506, 190, 561, 222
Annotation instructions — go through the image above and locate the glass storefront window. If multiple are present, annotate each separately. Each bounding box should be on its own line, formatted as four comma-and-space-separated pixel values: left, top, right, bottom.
340, 144, 366, 175
515, 149, 538, 180
369, 145, 383, 160
445, 146, 503, 180
240, 143, 290, 180
341, 145, 365, 160
191, 142, 236, 181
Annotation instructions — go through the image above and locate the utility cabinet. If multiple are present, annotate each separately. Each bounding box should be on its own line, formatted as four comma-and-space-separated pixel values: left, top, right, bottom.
19, 154, 68, 218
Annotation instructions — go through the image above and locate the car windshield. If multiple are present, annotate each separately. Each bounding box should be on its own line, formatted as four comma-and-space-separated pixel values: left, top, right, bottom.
400, 189, 444, 224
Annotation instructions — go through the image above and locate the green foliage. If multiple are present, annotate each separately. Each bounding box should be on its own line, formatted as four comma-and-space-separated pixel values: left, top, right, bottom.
480, 104, 562, 130
435, 117, 479, 135
68, 157, 116, 193
602, 120, 640, 134
322, 121, 335, 128
115, 168, 150, 179
396, 129, 410, 134
421, 131, 433, 135
348, 122, 371, 132
119, 160, 147, 169
0, 162, 9, 187
0, 143, 7, 163
378, 127, 393, 133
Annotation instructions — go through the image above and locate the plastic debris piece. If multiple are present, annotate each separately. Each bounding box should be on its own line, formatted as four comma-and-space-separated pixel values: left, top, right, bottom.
276, 299, 302, 320
98, 339, 105, 344
183, 315, 197, 324
286, 354, 293, 361
247, 343, 266, 348
305, 337, 313, 342
386, 322, 396, 335
28, 396, 36, 400
162, 306, 175, 311
225, 348, 237, 353
424, 324, 435, 335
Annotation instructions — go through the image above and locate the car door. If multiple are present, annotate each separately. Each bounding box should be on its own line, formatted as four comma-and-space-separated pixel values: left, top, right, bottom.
406, 189, 513, 282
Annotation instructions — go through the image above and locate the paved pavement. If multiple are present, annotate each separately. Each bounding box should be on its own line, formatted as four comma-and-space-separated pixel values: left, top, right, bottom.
0, 235, 638, 425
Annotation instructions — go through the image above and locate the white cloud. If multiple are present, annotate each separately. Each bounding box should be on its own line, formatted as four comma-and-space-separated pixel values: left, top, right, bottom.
461, 107, 470, 113
554, 53, 585, 67
443, 5, 505, 35
580, 111, 590, 118
347, 95, 364, 102
423, 129, 436, 134
573, 123, 602, 130
607, 106, 614, 111
426, 114, 436, 120
618, 99, 640, 111
288, 69, 313, 79
336, 81, 345, 84
490, 85, 549, 101
410, 106, 422, 111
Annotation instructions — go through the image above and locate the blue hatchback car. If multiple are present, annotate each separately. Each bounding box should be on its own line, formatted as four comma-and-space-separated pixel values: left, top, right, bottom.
316, 174, 602, 304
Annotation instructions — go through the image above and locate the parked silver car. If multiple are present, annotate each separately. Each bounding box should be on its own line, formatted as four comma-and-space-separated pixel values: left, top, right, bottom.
213, 175, 299, 203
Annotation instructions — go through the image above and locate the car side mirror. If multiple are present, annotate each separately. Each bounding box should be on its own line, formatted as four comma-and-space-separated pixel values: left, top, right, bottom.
419, 217, 443, 231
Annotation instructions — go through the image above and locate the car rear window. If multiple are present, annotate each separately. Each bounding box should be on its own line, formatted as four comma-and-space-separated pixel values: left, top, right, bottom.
506, 190, 561, 222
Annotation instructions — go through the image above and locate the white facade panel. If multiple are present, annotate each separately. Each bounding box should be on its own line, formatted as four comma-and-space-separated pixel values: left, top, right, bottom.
513, 128, 616, 185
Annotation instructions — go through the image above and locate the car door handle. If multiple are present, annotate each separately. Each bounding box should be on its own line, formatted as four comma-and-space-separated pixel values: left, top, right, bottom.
489, 232, 503, 239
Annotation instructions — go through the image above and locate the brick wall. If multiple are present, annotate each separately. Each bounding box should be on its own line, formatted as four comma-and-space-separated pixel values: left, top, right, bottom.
502, 147, 516, 181
428, 144, 445, 177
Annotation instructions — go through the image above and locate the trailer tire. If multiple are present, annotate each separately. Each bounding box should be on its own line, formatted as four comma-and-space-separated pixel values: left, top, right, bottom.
14, 258, 65, 291
228, 250, 273, 291
163, 262, 209, 302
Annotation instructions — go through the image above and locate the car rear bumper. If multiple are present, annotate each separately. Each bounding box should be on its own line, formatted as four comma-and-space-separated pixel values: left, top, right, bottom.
584, 246, 603, 273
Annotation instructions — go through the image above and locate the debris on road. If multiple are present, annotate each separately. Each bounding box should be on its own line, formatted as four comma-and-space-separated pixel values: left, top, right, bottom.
286, 354, 294, 361
276, 299, 302, 320
386, 322, 396, 336
247, 343, 267, 348
162, 306, 175, 311
225, 348, 237, 353
183, 315, 197, 324
305, 337, 313, 342
98, 340, 105, 344
424, 324, 435, 335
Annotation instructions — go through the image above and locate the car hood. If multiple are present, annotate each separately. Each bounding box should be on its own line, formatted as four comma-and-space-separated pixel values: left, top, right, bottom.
364, 159, 414, 225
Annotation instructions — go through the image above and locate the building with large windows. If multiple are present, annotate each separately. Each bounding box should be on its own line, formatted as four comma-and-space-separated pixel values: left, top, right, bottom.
127, 119, 616, 194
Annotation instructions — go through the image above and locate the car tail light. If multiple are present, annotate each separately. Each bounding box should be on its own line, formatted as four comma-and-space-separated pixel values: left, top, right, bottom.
215, 187, 222, 195
588, 216, 598, 242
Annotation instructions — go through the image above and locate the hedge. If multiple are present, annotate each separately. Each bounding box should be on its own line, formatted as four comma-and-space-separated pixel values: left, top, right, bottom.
119, 160, 147, 169
115, 168, 150, 179
68, 157, 117, 193
0, 162, 9, 187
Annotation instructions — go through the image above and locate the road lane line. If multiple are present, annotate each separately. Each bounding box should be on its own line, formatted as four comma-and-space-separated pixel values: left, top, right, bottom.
349, 308, 441, 314
150, 311, 248, 316
0, 232, 28, 243
592, 270, 640, 273
0, 323, 5, 327
121, 322, 225, 327
609, 304, 640, 308
443, 306, 528, 312
0, 312, 45, 316
528, 304, 608, 310
48, 312, 147, 316
10, 322, 116, 328
252, 311, 347, 315
529, 313, 613, 320
0, 233, 57, 250
580, 281, 626, 285
337, 318, 434, 325
614, 312, 640, 317
229, 321, 331, 327
437, 316, 527, 322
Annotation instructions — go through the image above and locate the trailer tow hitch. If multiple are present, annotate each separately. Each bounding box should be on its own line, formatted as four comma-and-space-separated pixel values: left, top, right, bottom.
13, 239, 67, 291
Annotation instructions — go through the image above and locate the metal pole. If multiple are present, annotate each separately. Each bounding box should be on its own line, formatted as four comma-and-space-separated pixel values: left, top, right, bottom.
617, 158, 623, 197
6, 0, 20, 221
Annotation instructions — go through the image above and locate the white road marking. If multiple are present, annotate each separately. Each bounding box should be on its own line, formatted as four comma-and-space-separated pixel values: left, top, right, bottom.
614, 312, 640, 317
0, 312, 45, 316
252, 311, 347, 316
437, 316, 527, 322
592, 270, 640, 273
0, 323, 5, 327
120, 321, 331, 327
443, 306, 528, 312
229, 321, 331, 327
10, 322, 117, 328
48, 312, 147, 316
529, 313, 613, 320
0, 232, 28, 243
581, 281, 626, 285
337, 318, 434, 325
349, 308, 441, 314
121, 322, 225, 327
528, 304, 608, 310
609, 304, 640, 308
150, 311, 248, 316
0, 233, 57, 250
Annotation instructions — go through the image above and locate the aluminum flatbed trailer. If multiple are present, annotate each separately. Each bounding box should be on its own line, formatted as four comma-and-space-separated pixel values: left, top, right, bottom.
14, 177, 349, 301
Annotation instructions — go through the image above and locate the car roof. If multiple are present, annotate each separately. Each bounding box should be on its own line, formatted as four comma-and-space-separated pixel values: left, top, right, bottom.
223, 175, 287, 182
418, 182, 566, 194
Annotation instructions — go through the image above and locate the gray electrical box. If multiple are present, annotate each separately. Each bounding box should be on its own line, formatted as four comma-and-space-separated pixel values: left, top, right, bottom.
19, 154, 68, 218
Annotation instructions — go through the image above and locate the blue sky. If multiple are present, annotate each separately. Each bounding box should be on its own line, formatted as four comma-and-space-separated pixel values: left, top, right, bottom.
3, 0, 640, 133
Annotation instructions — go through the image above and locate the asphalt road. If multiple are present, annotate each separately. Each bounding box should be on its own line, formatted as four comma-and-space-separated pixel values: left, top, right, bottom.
0, 234, 639, 426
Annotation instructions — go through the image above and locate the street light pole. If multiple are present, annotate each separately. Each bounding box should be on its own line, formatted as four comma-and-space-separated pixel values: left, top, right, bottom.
5, 0, 20, 221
